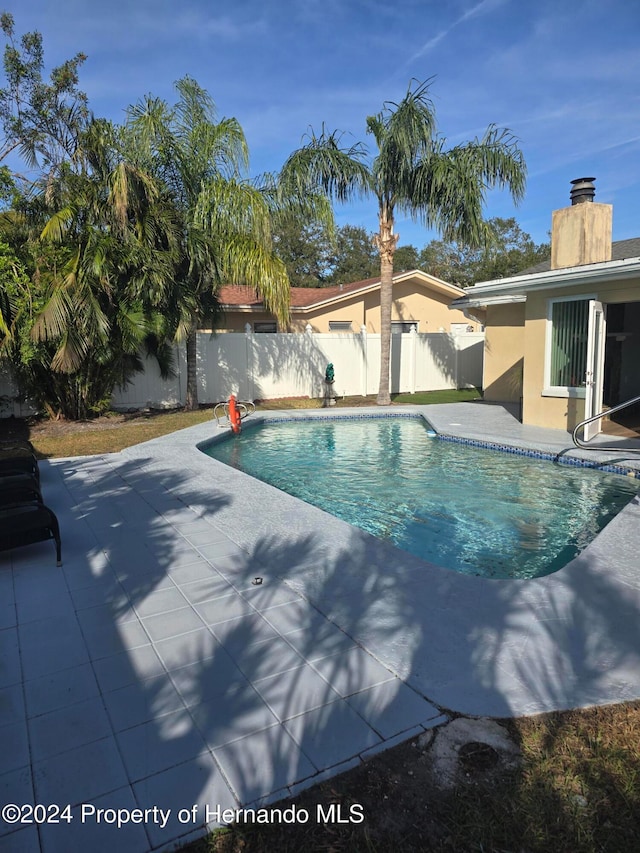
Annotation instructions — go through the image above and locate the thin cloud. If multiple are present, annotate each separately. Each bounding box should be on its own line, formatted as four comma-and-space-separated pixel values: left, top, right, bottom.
140, 11, 268, 41
406, 0, 507, 65
529, 135, 640, 180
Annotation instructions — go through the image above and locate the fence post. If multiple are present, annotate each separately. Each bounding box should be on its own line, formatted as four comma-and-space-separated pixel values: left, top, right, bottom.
176, 343, 183, 405
360, 325, 368, 396
454, 332, 459, 390
409, 325, 417, 394
305, 324, 314, 398
245, 323, 254, 400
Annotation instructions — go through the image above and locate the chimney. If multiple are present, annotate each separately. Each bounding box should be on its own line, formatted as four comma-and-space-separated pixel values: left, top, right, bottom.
570, 176, 596, 204
551, 177, 612, 269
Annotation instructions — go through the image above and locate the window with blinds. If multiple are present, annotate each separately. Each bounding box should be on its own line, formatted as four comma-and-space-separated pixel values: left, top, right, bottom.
391, 321, 418, 333
550, 299, 589, 387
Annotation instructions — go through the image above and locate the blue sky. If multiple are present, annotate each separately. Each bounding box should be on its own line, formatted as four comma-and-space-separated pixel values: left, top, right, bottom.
4, 0, 640, 250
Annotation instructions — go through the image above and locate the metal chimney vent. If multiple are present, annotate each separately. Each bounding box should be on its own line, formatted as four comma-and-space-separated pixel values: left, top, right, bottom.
570, 177, 596, 205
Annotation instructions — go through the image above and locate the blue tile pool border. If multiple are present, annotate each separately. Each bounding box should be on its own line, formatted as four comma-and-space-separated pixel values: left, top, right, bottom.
434, 432, 640, 479
200, 410, 640, 481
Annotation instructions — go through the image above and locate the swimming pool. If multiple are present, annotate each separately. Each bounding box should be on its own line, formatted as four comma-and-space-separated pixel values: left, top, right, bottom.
202, 416, 640, 579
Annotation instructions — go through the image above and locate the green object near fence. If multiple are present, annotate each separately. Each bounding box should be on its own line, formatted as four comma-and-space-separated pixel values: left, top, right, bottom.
325, 363, 335, 383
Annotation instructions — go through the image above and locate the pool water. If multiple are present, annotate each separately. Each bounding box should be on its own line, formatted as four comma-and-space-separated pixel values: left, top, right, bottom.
203, 417, 640, 579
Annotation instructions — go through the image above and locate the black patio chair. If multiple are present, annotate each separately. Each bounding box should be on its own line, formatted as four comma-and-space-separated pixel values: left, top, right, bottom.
0, 472, 42, 505
0, 454, 40, 485
0, 438, 35, 454
0, 473, 42, 508
0, 503, 62, 566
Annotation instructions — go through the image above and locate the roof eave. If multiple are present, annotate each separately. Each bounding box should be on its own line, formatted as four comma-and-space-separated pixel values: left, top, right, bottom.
453, 256, 640, 308
451, 294, 527, 309
221, 269, 468, 312
291, 270, 467, 312
218, 304, 262, 311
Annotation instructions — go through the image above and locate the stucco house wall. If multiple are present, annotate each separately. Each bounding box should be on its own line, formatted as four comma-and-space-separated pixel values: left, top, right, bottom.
214, 271, 481, 335
522, 276, 640, 430
482, 302, 525, 404
451, 178, 640, 434
290, 294, 366, 332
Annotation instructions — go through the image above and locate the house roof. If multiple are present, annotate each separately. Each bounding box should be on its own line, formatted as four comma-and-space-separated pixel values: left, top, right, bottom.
451, 238, 640, 310
219, 277, 380, 309
520, 237, 640, 275
219, 270, 466, 313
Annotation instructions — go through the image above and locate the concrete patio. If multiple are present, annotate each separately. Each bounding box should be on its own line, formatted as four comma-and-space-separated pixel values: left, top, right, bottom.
2, 402, 640, 852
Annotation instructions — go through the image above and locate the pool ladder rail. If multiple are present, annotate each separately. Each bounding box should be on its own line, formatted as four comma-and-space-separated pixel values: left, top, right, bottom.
572, 393, 640, 452
213, 396, 255, 433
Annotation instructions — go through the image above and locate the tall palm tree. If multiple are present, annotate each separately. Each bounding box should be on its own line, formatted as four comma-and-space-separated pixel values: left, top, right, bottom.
281, 79, 527, 404
125, 77, 298, 410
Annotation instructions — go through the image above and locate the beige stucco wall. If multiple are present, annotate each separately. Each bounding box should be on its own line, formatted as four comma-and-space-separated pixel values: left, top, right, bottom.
551, 203, 612, 269
388, 280, 478, 333
213, 308, 276, 332
214, 279, 480, 334
297, 282, 479, 333
521, 275, 640, 431
482, 303, 525, 403
290, 293, 366, 332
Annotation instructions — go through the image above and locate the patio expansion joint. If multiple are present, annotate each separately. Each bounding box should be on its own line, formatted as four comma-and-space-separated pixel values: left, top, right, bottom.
283, 715, 450, 803
7, 598, 39, 847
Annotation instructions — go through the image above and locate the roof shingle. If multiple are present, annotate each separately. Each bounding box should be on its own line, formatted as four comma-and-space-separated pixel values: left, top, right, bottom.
219, 278, 381, 309
520, 237, 640, 276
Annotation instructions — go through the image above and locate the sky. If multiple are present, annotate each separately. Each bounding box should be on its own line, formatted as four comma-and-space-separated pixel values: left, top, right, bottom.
3, 0, 640, 250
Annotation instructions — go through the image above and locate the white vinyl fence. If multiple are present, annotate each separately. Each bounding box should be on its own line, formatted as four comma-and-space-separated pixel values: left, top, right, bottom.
0, 370, 36, 417
0, 330, 484, 416
110, 329, 484, 410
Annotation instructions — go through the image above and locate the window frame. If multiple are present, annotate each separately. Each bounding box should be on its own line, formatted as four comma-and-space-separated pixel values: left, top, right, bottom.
542, 294, 596, 398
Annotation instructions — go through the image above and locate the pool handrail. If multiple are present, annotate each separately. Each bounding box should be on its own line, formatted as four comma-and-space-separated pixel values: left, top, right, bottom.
572, 393, 640, 451
213, 398, 256, 429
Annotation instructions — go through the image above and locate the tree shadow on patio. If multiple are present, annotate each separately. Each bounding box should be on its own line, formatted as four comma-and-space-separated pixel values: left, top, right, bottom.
9, 438, 640, 852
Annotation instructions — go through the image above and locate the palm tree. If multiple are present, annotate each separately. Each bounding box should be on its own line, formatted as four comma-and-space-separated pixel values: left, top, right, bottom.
19, 118, 176, 418
125, 77, 298, 410
281, 79, 527, 404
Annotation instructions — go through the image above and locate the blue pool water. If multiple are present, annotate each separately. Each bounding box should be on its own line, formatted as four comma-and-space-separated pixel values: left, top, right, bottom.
203, 417, 640, 579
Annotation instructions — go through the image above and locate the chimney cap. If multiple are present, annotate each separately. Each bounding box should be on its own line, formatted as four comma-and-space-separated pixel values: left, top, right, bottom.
570, 177, 596, 205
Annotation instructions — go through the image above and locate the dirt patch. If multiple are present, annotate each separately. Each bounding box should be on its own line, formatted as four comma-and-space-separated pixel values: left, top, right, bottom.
27, 409, 184, 437
186, 716, 526, 853
427, 717, 521, 790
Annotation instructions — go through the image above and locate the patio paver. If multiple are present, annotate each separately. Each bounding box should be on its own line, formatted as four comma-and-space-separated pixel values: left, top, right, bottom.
2, 403, 640, 851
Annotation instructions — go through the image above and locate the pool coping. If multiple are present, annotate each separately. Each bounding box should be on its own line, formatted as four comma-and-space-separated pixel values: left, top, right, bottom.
118, 401, 640, 720
200, 406, 640, 479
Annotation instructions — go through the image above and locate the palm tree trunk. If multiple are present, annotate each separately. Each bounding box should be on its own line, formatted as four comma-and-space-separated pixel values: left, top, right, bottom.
376, 212, 398, 406
184, 318, 199, 411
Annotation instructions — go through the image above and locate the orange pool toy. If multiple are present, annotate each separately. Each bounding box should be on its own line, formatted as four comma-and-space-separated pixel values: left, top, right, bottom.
228, 394, 242, 434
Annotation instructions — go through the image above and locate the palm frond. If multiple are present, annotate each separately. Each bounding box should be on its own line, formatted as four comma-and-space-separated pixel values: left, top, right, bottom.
195, 176, 273, 247
40, 204, 76, 242
221, 235, 290, 327
280, 125, 371, 203
409, 127, 527, 247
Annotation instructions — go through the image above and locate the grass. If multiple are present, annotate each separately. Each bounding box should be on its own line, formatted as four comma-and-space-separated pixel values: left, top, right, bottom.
0, 388, 481, 459
181, 702, 640, 853
262, 388, 482, 409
